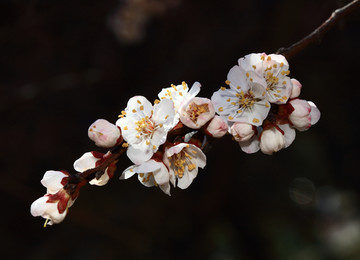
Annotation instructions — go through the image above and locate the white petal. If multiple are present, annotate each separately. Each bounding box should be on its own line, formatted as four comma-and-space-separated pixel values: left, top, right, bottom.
137, 172, 155, 187
30, 196, 67, 225
278, 124, 296, 148
120, 165, 137, 180
152, 99, 175, 128
153, 162, 170, 185
125, 96, 153, 117
189, 145, 206, 169
227, 65, 248, 91
137, 159, 162, 173
177, 169, 197, 190
41, 170, 67, 194
73, 152, 99, 172
239, 135, 260, 154
127, 145, 153, 165
238, 53, 264, 72
89, 172, 110, 186
159, 183, 171, 196
116, 117, 140, 145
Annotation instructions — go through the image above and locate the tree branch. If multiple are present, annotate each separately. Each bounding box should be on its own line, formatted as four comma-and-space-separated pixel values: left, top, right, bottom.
277, 0, 360, 59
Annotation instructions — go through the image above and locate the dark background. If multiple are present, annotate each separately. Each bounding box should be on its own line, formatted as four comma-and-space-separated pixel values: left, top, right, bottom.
1, 0, 359, 259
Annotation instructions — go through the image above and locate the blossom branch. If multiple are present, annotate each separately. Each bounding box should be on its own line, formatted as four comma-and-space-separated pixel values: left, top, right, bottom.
277, 0, 360, 59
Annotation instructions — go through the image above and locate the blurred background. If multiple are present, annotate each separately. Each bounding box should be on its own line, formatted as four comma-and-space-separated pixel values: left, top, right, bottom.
1, 0, 359, 259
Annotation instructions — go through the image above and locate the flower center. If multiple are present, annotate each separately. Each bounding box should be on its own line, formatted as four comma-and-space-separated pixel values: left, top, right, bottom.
187, 102, 209, 123
135, 116, 156, 135
236, 91, 258, 111
168, 149, 196, 178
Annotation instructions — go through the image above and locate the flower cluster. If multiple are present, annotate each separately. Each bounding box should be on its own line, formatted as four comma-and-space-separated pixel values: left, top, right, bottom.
31, 53, 320, 225
212, 53, 320, 154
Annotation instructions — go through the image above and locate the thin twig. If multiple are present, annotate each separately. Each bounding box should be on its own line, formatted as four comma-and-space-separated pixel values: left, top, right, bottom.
277, 0, 360, 59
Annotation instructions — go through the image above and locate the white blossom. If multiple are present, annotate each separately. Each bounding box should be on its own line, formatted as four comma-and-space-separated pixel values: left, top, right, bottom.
121, 159, 171, 195
179, 97, 215, 129
30, 170, 75, 226
211, 65, 270, 127
116, 96, 175, 164
238, 53, 293, 104
163, 143, 206, 189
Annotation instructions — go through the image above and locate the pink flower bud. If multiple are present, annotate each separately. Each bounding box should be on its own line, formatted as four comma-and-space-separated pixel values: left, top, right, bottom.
180, 97, 215, 129
288, 99, 311, 131
308, 101, 320, 125
230, 122, 254, 142
88, 119, 121, 148
260, 127, 285, 155
290, 78, 302, 98
206, 116, 228, 138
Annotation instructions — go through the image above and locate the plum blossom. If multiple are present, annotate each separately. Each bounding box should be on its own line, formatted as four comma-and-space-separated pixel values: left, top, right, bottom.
116, 96, 175, 164
31, 170, 76, 226
121, 159, 171, 195
260, 124, 296, 155
211, 65, 270, 127
238, 53, 293, 104
163, 143, 206, 189
230, 122, 254, 142
88, 119, 121, 148
179, 97, 215, 129
206, 115, 228, 138
288, 99, 321, 131
158, 81, 201, 114
74, 152, 116, 186
290, 79, 302, 98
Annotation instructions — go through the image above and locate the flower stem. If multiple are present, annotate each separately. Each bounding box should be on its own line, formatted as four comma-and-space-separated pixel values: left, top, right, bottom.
277, 0, 360, 59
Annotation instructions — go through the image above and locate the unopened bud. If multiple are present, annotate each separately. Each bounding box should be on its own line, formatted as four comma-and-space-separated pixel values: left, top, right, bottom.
206, 116, 228, 138
260, 127, 285, 155
288, 99, 311, 131
88, 119, 121, 148
230, 122, 254, 142
290, 78, 302, 98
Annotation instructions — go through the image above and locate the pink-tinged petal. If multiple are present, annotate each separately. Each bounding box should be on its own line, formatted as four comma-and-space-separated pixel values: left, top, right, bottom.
180, 97, 215, 129
88, 119, 121, 148
239, 135, 260, 154
260, 127, 285, 155
206, 116, 228, 138
289, 99, 311, 131
120, 165, 137, 180
152, 99, 175, 128
73, 152, 99, 172
227, 65, 248, 91
159, 183, 171, 196
278, 124, 296, 148
127, 145, 153, 165
165, 143, 188, 157
308, 101, 320, 125
41, 170, 68, 194
125, 96, 153, 117
290, 78, 302, 98
230, 122, 254, 142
